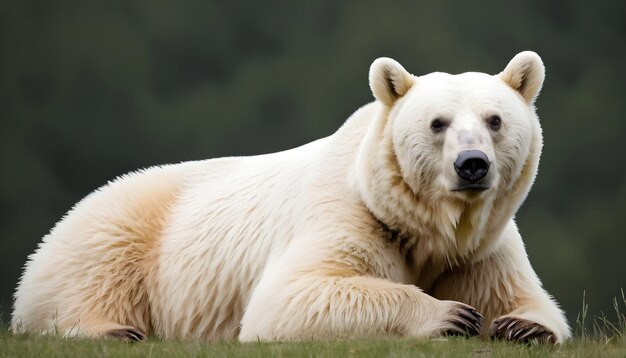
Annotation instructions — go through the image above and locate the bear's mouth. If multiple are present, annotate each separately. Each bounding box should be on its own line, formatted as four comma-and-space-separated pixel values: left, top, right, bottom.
451, 183, 491, 192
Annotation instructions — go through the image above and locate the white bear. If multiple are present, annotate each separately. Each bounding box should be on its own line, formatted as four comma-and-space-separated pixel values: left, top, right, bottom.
12, 51, 570, 344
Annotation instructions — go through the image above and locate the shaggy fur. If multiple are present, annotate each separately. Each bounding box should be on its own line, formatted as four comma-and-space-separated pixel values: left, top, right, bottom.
12, 52, 570, 343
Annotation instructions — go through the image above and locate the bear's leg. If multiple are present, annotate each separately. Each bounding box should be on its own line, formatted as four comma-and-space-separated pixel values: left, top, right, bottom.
11, 227, 155, 341
240, 268, 483, 341
12, 164, 182, 341
431, 222, 571, 344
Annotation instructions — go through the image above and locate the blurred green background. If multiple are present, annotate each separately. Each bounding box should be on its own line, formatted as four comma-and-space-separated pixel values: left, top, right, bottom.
1, 1, 624, 328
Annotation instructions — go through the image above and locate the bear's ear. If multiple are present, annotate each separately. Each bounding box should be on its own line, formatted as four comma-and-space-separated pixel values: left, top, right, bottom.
369, 57, 415, 106
498, 51, 545, 104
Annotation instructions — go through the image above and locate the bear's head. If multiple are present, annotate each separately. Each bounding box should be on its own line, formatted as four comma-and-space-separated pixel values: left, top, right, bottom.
357, 52, 545, 258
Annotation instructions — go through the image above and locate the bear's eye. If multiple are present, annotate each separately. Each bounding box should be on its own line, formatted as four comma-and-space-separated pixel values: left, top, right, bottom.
487, 115, 502, 131
430, 118, 448, 132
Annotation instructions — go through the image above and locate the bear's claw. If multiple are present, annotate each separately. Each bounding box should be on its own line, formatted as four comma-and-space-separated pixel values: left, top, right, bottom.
104, 327, 147, 342
490, 317, 555, 344
445, 304, 483, 336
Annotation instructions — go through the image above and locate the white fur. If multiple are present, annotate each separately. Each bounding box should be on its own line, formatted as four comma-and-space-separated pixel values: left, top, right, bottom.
12, 52, 570, 343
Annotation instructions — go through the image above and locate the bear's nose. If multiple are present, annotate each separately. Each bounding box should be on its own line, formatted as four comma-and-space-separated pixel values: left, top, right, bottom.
454, 150, 490, 183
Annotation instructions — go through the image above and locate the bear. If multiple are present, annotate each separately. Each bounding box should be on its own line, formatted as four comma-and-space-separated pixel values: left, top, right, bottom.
12, 51, 571, 344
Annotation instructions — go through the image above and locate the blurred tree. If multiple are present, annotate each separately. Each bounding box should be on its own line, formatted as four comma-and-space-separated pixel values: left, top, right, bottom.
1, 0, 624, 327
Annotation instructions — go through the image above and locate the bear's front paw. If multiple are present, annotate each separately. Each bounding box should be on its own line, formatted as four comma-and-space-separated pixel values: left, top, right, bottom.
104, 326, 147, 342
440, 301, 484, 337
490, 317, 555, 344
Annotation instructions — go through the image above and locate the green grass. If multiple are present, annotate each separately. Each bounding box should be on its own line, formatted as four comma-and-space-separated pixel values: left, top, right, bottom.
1, 330, 624, 358
1, 290, 624, 357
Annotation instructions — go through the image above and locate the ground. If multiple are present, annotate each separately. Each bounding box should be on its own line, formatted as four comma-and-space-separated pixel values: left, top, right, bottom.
1, 327, 624, 358
4, 292, 624, 356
